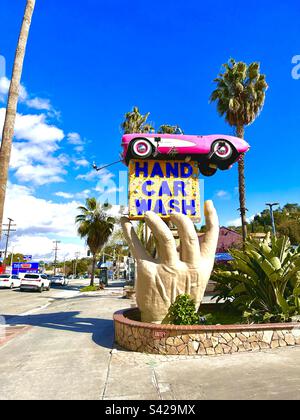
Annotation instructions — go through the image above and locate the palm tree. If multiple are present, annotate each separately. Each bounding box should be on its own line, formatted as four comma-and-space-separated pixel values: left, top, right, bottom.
0, 0, 36, 239
76, 198, 115, 286
210, 59, 268, 242
158, 125, 184, 134
121, 106, 154, 134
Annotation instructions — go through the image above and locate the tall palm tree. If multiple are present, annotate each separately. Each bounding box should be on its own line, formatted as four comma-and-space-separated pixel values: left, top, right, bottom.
158, 125, 184, 134
210, 59, 268, 242
0, 0, 36, 239
76, 198, 115, 286
121, 106, 154, 134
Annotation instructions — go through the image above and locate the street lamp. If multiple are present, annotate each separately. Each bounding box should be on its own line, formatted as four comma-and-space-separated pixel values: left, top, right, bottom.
266, 202, 280, 236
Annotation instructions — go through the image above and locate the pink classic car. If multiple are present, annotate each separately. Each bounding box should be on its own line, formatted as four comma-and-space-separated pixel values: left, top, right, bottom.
121, 133, 250, 176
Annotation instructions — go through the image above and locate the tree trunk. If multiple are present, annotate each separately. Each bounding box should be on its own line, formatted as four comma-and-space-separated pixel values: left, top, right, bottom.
0, 0, 36, 239
90, 255, 96, 287
236, 125, 248, 243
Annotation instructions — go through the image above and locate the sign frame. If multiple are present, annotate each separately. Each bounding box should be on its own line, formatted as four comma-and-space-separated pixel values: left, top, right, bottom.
128, 160, 201, 221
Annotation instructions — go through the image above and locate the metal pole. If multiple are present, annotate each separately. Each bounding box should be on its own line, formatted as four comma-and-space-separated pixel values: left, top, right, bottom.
74, 252, 80, 278
3, 218, 16, 262
270, 207, 276, 236
266, 203, 279, 236
53, 241, 61, 276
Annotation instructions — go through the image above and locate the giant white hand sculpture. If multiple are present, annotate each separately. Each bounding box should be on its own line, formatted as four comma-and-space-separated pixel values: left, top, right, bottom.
121, 201, 219, 324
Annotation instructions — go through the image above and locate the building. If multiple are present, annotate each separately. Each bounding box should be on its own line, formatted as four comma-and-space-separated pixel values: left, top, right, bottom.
199, 226, 243, 254
216, 227, 243, 253
249, 232, 268, 242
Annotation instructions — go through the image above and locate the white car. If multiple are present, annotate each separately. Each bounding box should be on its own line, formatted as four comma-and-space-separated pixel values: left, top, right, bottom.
50, 275, 69, 287
20, 274, 51, 293
0, 274, 21, 289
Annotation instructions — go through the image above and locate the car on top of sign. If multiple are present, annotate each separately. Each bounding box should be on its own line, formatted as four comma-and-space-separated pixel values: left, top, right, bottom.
121, 133, 250, 176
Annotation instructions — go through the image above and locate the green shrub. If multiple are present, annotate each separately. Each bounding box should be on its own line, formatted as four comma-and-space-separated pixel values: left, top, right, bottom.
164, 294, 199, 325
213, 236, 300, 323
80, 285, 104, 293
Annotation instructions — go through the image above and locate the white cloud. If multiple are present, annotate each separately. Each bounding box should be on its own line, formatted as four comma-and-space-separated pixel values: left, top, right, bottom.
226, 214, 256, 227
0, 76, 10, 102
13, 112, 64, 143
15, 164, 66, 185
3, 183, 80, 238
0, 76, 28, 102
0, 76, 52, 111
55, 192, 73, 199
55, 190, 91, 200
10, 235, 86, 262
0, 108, 66, 185
76, 170, 100, 181
216, 190, 230, 199
226, 217, 242, 227
75, 159, 90, 168
67, 132, 83, 145
1, 183, 123, 261
25, 97, 52, 111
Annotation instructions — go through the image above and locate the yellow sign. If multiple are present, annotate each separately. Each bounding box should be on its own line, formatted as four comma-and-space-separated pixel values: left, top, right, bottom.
128, 160, 200, 220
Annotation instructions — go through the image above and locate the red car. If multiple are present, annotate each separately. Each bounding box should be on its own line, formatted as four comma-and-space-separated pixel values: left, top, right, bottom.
122, 133, 250, 176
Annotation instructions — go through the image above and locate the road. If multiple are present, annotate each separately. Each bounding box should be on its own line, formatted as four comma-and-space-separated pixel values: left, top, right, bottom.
1, 279, 300, 400
0, 279, 129, 400
0, 279, 87, 319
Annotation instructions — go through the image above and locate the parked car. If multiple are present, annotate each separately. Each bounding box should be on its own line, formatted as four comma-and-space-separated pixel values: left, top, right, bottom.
50, 275, 69, 287
20, 274, 51, 293
0, 274, 21, 289
121, 133, 250, 176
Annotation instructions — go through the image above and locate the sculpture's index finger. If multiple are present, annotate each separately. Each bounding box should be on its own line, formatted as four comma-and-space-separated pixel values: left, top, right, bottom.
201, 201, 219, 260
121, 217, 153, 262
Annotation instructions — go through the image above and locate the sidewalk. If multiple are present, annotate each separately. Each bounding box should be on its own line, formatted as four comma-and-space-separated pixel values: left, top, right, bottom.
1, 286, 300, 400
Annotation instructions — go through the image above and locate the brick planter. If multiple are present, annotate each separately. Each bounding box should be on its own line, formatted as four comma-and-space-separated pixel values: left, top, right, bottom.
114, 307, 300, 356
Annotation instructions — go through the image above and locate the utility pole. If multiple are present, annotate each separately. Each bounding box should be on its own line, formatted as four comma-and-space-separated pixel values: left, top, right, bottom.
63, 255, 67, 277
112, 249, 116, 282
2, 218, 17, 262
266, 203, 280, 236
53, 240, 61, 276
74, 252, 80, 278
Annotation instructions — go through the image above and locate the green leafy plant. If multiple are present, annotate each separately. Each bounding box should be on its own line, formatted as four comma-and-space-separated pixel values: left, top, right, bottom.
213, 236, 300, 323
164, 294, 199, 325
80, 285, 104, 293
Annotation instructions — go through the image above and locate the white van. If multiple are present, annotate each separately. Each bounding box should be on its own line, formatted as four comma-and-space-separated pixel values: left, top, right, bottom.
20, 274, 51, 293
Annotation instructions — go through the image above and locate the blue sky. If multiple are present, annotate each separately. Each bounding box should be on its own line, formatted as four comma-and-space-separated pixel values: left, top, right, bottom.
0, 0, 299, 258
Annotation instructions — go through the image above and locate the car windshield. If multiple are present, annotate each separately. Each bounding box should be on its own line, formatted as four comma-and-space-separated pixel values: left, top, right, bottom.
0, 275, 10, 279
24, 274, 39, 279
